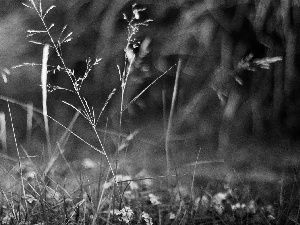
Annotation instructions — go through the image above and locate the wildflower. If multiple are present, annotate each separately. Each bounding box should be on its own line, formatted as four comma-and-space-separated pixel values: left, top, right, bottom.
25, 170, 37, 180
23, 194, 37, 204
149, 193, 162, 205
169, 212, 176, 220
231, 202, 241, 210
212, 192, 228, 205
141, 212, 153, 225
103, 181, 112, 189
81, 158, 97, 169
212, 192, 228, 214
214, 203, 224, 214
113, 206, 134, 224
265, 205, 275, 216
46, 186, 61, 201
201, 195, 210, 209
247, 200, 257, 213
193, 197, 201, 210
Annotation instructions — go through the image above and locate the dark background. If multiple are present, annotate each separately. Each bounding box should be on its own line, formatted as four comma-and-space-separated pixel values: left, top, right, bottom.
1, 0, 300, 171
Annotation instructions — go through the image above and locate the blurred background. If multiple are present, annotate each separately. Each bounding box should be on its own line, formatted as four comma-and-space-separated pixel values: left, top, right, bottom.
0, 0, 300, 173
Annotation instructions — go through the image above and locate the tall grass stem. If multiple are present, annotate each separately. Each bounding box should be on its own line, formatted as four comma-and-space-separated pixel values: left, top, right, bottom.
7, 99, 28, 211
26, 102, 33, 143
41, 44, 51, 157
165, 59, 182, 187
0, 112, 7, 155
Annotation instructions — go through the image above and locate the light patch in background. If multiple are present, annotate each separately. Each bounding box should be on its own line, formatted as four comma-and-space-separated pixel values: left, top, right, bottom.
0, 12, 29, 67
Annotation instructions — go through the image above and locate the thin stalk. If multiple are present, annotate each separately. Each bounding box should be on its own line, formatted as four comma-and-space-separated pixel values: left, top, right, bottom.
0, 112, 6, 155
7, 100, 28, 211
92, 169, 110, 225
165, 59, 182, 187
191, 148, 201, 200
92, 125, 119, 191
123, 66, 174, 111
162, 88, 167, 133
26, 102, 33, 143
41, 44, 51, 157
112, 41, 136, 216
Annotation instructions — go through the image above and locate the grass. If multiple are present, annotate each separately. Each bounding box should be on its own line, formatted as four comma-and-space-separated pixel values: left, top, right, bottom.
0, 1, 299, 224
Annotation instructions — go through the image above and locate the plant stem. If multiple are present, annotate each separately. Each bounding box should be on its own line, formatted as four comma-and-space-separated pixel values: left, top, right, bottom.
41, 44, 51, 157
165, 59, 182, 187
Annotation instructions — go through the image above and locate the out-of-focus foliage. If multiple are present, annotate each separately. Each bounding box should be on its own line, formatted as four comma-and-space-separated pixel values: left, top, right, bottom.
0, 0, 300, 150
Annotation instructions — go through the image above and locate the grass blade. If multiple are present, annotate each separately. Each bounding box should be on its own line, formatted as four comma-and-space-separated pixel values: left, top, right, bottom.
123, 65, 174, 112
0, 96, 105, 155
0, 112, 6, 155
165, 59, 182, 187
26, 102, 33, 143
41, 44, 51, 157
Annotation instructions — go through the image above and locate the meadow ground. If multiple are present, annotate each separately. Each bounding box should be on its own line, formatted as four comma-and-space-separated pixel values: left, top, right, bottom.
1, 111, 300, 224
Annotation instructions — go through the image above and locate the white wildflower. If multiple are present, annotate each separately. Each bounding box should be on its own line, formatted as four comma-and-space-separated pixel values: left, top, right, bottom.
214, 204, 224, 214
103, 180, 112, 189
81, 158, 97, 169
169, 212, 176, 220
193, 197, 201, 210
201, 195, 210, 209
141, 212, 153, 225
212, 192, 228, 205
212, 192, 228, 214
266, 205, 275, 215
149, 193, 162, 205
23, 194, 37, 204
119, 206, 134, 224
25, 170, 36, 180
111, 207, 134, 223
231, 203, 241, 210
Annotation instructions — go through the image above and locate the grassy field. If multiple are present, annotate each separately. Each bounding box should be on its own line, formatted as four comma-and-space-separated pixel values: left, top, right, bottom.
1, 1, 300, 224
